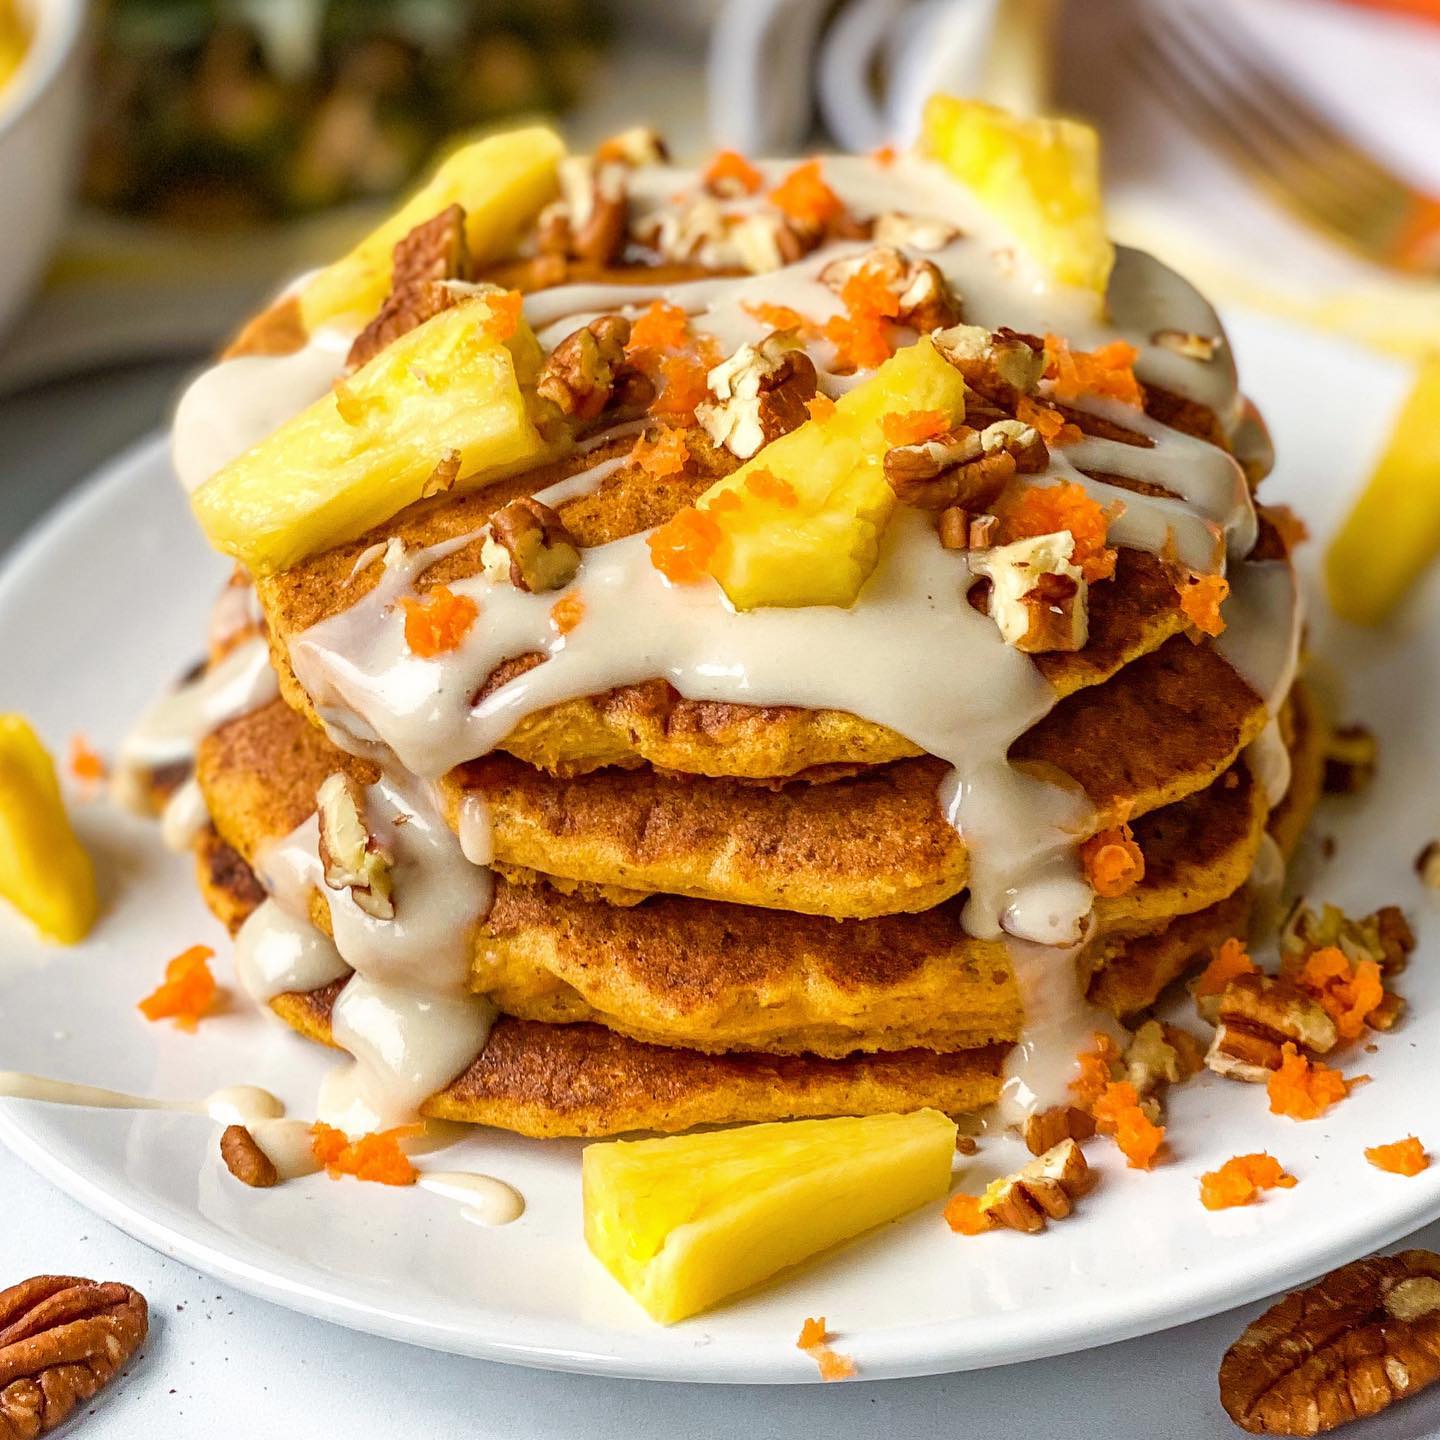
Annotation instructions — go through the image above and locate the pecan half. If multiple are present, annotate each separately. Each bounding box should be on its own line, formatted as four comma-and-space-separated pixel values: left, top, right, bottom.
1220, 1250, 1440, 1435
0, 1276, 148, 1438
483, 497, 581, 594
1206, 973, 1338, 1083
536, 315, 648, 424
695, 333, 818, 459
980, 1140, 1097, 1233
932, 323, 1046, 407
1417, 840, 1440, 891
1322, 723, 1377, 795
537, 156, 628, 266
970, 532, 1089, 653
1022, 1105, 1097, 1157
884, 420, 1041, 513
220, 1124, 278, 1188
317, 772, 394, 920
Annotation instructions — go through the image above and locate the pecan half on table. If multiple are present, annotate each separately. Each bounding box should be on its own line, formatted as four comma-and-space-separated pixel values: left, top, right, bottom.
0, 1276, 148, 1438
1220, 1250, 1440, 1435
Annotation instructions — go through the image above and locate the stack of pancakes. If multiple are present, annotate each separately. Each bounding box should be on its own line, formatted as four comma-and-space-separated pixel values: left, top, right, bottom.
181, 418, 1324, 1137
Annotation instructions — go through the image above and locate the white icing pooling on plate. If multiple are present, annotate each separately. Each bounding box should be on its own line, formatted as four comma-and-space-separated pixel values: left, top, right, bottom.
256, 774, 494, 1134
0, 1070, 286, 1121
417, 1170, 525, 1227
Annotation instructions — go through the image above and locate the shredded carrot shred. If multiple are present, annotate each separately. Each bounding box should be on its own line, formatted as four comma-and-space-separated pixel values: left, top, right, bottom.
650, 352, 711, 418
743, 300, 816, 335
805, 394, 837, 422
703, 148, 763, 196
1093, 1080, 1166, 1169
996, 481, 1118, 582
550, 594, 585, 635
1069, 1031, 1121, 1109
1365, 1137, 1430, 1176
1016, 394, 1082, 447
626, 299, 692, 358
1268, 504, 1310, 554
707, 489, 744, 515
824, 310, 895, 372
795, 1316, 856, 1381
769, 158, 844, 229
869, 144, 898, 168
401, 585, 478, 657
796, 1316, 827, 1350
309, 1122, 420, 1186
647, 506, 722, 584
68, 734, 107, 786
480, 289, 523, 344
1193, 937, 1257, 999
1267, 1043, 1353, 1120
1297, 947, 1386, 1041
743, 468, 799, 508
1177, 571, 1230, 637
1044, 334, 1144, 408
631, 427, 691, 478
1080, 823, 1145, 898
881, 410, 951, 446
942, 1193, 993, 1235
1200, 1153, 1297, 1210
138, 944, 217, 1031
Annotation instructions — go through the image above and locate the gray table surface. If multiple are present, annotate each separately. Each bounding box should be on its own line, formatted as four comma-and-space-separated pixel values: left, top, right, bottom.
2, 359, 1438, 1439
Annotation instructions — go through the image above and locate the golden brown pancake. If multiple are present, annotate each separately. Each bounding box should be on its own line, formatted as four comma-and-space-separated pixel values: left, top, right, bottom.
255, 429, 1197, 780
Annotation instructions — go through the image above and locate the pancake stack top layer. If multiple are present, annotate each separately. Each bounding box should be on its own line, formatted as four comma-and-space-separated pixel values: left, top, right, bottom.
156, 117, 1305, 1140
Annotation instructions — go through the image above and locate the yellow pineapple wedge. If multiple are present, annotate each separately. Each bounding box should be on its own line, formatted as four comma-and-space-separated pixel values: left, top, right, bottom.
582, 1109, 958, 1324
1326, 354, 1440, 624
298, 126, 565, 330
922, 95, 1113, 295
697, 338, 966, 608
0, 716, 97, 944
192, 294, 559, 574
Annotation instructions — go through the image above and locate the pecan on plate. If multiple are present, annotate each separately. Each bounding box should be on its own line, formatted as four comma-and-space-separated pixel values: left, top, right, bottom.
0, 1275, 148, 1438
819, 247, 961, 331
220, 1124, 278, 1188
1205, 973, 1338, 1083
1322, 724, 1377, 795
1022, 1105, 1096, 1158
1220, 1250, 1440, 1435
981, 1139, 1097, 1233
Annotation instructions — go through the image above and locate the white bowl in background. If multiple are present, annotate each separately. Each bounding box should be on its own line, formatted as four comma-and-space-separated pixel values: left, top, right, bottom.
0, 0, 86, 346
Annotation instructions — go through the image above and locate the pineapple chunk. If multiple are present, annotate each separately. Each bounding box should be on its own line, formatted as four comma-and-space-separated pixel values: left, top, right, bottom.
191, 296, 557, 574
922, 95, 1113, 295
583, 1110, 957, 1324
1326, 354, 1440, 624
0, 716, 97, 944
699, 339, 966, 608
298, 126, 565, 330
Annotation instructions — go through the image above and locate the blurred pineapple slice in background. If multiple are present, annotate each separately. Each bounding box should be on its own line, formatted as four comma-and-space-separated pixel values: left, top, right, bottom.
0, 716, 97, 945
583, 1110, 958, 1324
699, 340, 967, 609
192, 293, 557, 573
922, 94, 1113, 295
298, 126, 565, 329
0, 0, 27, 92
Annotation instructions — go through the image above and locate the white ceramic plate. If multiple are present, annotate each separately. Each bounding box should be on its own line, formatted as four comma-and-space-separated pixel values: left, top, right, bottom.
1, 310, 1438, 1383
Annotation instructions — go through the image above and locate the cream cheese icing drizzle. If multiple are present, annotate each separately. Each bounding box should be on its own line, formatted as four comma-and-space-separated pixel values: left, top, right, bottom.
168, 144, 1304, 1126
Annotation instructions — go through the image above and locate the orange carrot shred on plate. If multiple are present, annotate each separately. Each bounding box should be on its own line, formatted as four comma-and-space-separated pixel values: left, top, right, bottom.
1267, 1043, 1353, 1120
138, 944, 218, 1031
631, 427, 691, 478
647, 507, 723, 584
1193, 936, 1257, 999
625, 299, 691, 357
1044, 333, 1144, 408
769, 158, 844, 229
805, 393, 837, 422
795, 1316, 827, 1350
703, 148, 764, 196
743, 469, 799, 508
1080, 823, 1145, 898
942, 1193, 993, 1236
795, 1317, 855, 1381
743, 300, 816, 335
881, 410, 951, 446
401, 586, 478, 658
1297, 947, 1386, 1041
550, 594, 585, 635
1199, 1153, 1296, 1210
309, 1122, 420, 1186
68, 734, 107, 786
1365, 1137, 1430, 1176
1177, 571, 1230, 637
1093, 1080, 1166, 1169
869, 144, 898, 168
480, 289, 523, 344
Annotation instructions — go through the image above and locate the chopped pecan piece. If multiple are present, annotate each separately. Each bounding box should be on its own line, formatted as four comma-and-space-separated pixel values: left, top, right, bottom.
1280, 900, 1414, 977
819, 247, 961, 331
938, 506, 971, 551
1220, 1250, 1440, 1435
1125, 1018, 1203, 1096
1323, 723, 1377, 794
1206, 973, 1338, 1083
1022, 1105, 1097, 1157
220, 1124, 278, 1188
317, 772, 394, 920
595, 125, 669, 166
1152, 328, 1222, 361
483, 497, 581, 594
884, 419, 1042, 513
968, 513, 1000, 549
932, 323, 1046, 406
0, 1275, 148, 1437
537, 156, 629, 266
695, 333, 818, 459
970, 532, 1089, 653
536, 315, 647, 423
981, 1140, 1097, 1233
872, 211, 962, 252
